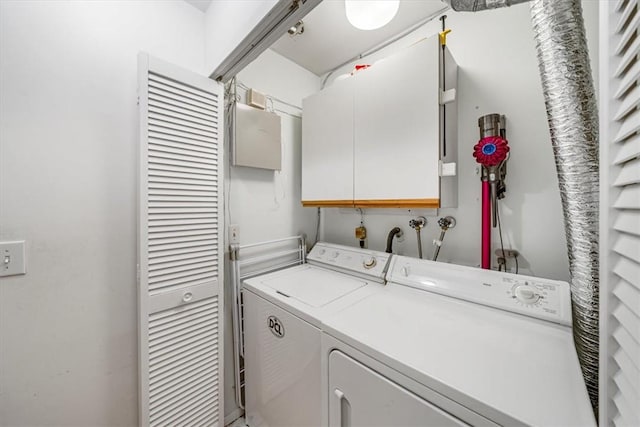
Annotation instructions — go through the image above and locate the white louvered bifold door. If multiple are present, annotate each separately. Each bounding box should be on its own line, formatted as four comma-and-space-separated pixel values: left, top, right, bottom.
599, 1, 640, 426
138, 54, 224, 427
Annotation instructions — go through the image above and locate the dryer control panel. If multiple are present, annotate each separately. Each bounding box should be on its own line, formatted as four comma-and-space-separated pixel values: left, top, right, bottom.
387, 256, 572, 326
308, 242, 391, 282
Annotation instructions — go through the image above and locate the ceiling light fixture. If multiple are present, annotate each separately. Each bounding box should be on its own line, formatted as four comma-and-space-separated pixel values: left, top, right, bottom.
345, 0, 400, 31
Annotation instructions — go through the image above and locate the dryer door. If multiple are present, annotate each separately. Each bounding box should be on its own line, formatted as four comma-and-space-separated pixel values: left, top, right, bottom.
329, 350, 467, 427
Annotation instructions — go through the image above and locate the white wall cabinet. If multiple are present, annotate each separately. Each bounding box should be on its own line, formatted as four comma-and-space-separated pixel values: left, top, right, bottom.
301, 78, 355, 204
302, 36, 458, 208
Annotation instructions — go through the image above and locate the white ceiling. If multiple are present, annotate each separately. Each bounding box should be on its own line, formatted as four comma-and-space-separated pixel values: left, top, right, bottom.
271, 0, 448, 76
184, 0, 211, 13
181, 0, 448, 75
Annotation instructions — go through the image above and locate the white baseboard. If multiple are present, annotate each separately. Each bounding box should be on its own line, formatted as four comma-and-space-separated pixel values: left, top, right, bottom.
224, 408, 244, 426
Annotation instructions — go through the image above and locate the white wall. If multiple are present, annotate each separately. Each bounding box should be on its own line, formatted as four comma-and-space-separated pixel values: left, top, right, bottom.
204, 0, 278, 73
320, 1, 599, 281
227, 51, 322, 246
222, 48, 321, 422
202, 1, 323, 421
0, 1, 206, 425
0, 0, 599, 424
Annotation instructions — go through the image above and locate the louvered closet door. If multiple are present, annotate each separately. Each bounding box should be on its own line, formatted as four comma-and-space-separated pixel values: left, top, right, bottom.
138, 54, 224, 427
599, 1, 640, 426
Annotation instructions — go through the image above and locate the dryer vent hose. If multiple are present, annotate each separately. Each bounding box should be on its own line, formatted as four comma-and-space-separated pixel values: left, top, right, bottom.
444, 0, 529, 11
445, 0, 600, 412
530, 0, 599, 411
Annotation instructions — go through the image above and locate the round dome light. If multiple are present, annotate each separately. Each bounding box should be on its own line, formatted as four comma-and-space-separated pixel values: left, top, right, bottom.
345, 0, 400, 31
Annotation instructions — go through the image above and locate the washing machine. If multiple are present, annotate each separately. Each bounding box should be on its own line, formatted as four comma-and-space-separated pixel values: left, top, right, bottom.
242, 242, 391, 427
321, 255, 596, 426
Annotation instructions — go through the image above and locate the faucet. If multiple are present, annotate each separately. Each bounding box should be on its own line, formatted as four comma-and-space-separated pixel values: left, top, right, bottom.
432, 216, 456, 261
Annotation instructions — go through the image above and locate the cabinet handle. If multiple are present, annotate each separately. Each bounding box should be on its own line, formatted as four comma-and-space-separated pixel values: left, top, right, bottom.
334, 388, 350, 427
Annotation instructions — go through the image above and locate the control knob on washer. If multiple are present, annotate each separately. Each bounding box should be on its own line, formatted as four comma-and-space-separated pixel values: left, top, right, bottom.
363, 256, 377, 269
514, 285, 540, 305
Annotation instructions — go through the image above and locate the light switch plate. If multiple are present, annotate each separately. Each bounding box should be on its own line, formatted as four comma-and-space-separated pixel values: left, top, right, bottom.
229, 225, 240, 245
1, 241, 26, 277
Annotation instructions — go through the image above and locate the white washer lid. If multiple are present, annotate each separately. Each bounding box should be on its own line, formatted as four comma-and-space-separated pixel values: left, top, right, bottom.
244, 265, 384, 328
252, 265, 368, 307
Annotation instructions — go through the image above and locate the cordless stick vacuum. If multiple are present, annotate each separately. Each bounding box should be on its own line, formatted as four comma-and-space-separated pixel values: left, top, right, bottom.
473, 114, 509, 269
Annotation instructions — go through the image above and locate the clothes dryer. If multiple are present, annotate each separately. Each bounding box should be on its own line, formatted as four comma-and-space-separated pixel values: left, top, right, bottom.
322, 255, 596, 426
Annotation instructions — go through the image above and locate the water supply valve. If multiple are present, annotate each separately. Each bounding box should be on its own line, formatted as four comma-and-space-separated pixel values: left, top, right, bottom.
432, 216, 456, 262
409, 217, 426, 230
437, 216, 456, 231
409, 217, 427, 259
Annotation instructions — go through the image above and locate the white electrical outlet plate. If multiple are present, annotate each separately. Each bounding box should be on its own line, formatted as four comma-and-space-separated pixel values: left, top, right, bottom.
1, 240, 26, 277
229, 225, 240, 244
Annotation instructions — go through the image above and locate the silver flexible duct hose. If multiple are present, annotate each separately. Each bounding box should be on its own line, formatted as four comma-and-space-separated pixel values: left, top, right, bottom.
444, 0, 529, 12
448, 0, 599, 411
530, 0, 599, 411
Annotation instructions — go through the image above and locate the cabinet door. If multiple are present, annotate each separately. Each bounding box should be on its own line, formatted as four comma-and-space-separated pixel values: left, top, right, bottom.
302, 79, 354, 206
138, 53, 224, 426
354, 37, 441, 207
329, 350, 467, 427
